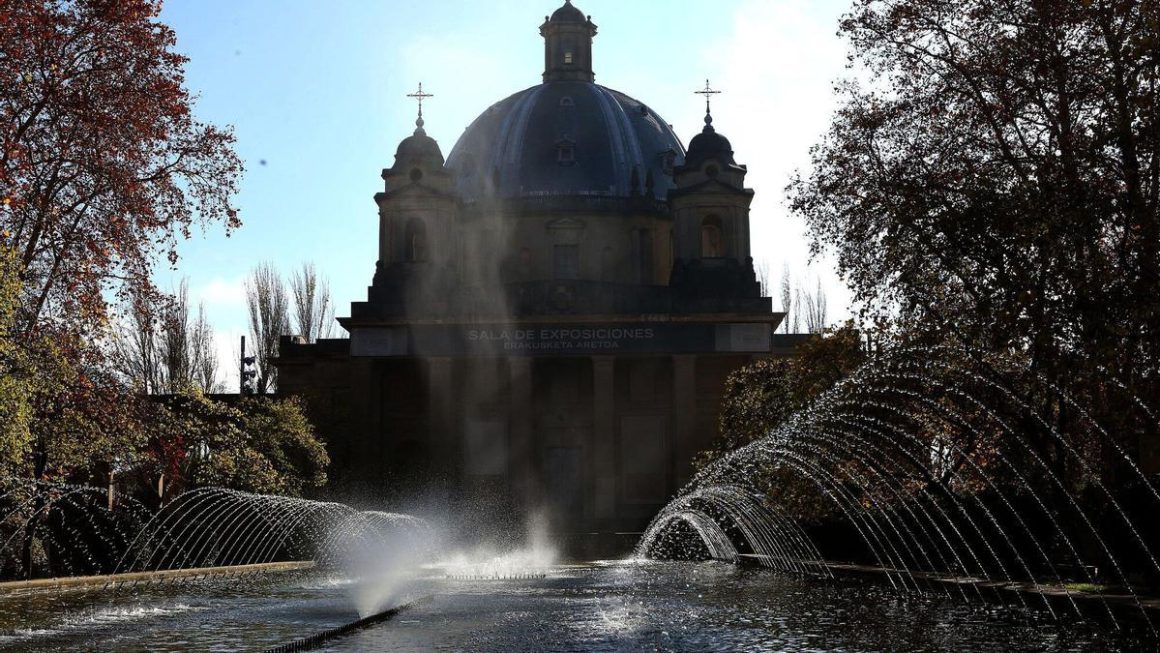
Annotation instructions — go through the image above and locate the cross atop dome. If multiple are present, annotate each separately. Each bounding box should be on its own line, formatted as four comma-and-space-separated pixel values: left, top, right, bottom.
695, 80, 721, 131
683, 79, 736, 169
407, 82, 433, 134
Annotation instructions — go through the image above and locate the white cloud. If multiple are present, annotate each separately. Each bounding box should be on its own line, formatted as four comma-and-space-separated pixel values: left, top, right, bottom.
178, 276, 248, 392
212, 327, 246, 394
196, 276, 247, 308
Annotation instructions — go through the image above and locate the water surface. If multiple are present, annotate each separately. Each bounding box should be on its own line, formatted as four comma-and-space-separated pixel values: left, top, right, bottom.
0, 561, 1149, 652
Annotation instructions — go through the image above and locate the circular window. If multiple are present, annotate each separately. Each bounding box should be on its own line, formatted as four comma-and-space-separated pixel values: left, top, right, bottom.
409, 168, 423, 183
705, 164, 720, 178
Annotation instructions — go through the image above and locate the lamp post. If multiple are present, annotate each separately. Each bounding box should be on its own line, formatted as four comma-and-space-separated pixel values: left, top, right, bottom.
240, 335, 256, 394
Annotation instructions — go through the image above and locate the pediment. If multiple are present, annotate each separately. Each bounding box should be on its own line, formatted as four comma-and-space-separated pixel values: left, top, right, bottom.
668, 178, 754, 199
546, 217, 587, 231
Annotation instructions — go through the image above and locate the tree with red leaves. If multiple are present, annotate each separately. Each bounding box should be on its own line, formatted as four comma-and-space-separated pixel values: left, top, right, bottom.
0, 0, 242, 336
0, 0, 242, 495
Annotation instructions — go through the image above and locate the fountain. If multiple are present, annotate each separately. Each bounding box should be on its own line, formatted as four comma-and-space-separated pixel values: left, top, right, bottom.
0, 481, 435, 585
0, 480, 152, 580
1, 347, 1157, 650
638, 345, 1160, 633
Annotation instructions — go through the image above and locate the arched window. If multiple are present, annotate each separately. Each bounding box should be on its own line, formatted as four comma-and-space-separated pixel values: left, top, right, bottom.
405, 218, 428, 262
701, 216, 723, 258
519, 247, 533, 279
556, 138, 576, 166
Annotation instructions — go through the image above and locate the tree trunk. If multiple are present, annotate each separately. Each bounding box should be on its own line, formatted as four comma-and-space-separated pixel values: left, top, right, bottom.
20, 450, 47, 579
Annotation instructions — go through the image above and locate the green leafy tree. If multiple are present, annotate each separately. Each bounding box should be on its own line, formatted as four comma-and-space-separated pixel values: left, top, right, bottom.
693, 324, 867, 524
0, 241, 32, 475
696, 323, 866, 471
237, 397, 329, 496
140, 392, 329, 499
25, 336, 146, 483
139, 390, 237, 502
786, 0, 1160, 489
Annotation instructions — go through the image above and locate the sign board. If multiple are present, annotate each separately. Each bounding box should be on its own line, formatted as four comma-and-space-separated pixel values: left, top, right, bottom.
350, 322, 771, 357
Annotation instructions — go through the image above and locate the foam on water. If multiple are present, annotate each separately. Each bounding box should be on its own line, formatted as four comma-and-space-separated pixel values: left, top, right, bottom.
79, 602, 200, 624
0, 601, 201, 645
436, 511, 558, 579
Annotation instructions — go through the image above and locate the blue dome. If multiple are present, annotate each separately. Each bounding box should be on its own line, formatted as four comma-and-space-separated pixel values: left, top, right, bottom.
684, 122, 734, 169
549, 0, 586, 23
392, 125, 444, 172
446, 81, 686, 203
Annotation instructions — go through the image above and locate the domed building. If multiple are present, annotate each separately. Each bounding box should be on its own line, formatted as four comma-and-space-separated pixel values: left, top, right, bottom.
277, 1, 794, 551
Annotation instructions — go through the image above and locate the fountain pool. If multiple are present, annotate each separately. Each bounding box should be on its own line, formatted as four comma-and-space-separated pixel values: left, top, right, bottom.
0, 561, 1149, 652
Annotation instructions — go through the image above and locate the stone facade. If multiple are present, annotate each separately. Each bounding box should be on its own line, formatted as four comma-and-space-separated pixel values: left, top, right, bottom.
275, 1, 800, 550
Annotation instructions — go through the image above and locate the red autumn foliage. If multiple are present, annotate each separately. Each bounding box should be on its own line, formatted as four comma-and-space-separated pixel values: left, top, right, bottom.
0, 0, 242, 335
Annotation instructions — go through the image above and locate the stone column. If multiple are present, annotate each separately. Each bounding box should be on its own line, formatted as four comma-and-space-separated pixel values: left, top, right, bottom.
591, 356, 616, 526
426, 357, 456, 482
353, 358, 379, 489
509, 357, 536, 511
672, 355, 697, 490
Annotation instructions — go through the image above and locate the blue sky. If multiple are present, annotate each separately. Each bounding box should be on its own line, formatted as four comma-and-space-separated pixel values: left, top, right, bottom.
157, 0, 854, 389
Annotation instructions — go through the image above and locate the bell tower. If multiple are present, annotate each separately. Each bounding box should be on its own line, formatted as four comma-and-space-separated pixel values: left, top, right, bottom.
540, 1, 597, 83
375, 84, 454, 267
370, 84, 458, 313
668, 81, 759, 298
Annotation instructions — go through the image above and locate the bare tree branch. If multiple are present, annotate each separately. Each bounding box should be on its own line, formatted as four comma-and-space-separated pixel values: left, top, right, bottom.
780, 264, 795, 334
190, 302, 220, 393
160, 279, 191, 392
289, 262, 334, 342
245, 263, 288, 394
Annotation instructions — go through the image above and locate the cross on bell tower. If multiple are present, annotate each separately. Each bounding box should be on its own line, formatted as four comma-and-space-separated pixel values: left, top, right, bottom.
668, 77, 755, 292
407, 82, 433, 134
376, 81, 452, 276
695, 79, 721, 129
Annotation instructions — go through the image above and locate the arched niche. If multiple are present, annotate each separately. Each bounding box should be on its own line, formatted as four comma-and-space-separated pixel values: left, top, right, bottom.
701, 215, 724, 258
404, 217, 429, 262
